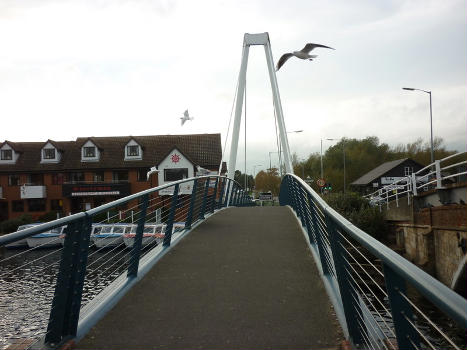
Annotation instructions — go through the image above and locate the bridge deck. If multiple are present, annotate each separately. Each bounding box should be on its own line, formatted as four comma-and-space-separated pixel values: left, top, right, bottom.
76, 206, 342, 349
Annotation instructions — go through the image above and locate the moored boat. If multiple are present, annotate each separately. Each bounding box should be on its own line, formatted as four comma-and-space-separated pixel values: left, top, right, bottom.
5, 224, 40, 248
91, 223, 131, 249
123, 223, 166, 248
26, 226, 66, 248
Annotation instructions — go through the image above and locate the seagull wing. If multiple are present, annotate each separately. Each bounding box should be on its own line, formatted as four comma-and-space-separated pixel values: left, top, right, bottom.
181, 117, 186, 126
184, 109, 189, 118
276, 53, 293, 71
300, 43, 335, 53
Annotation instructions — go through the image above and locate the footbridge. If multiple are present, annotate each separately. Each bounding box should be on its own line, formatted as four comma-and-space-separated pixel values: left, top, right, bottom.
1, 32, 466, 350
1, 175, 466, 350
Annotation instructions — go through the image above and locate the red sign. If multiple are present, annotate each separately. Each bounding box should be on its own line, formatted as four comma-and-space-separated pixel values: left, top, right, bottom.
317, 178, 325, 187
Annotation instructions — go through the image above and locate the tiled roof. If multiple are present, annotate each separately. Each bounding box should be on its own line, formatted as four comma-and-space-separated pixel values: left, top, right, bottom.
0, 134, 222, 172
351, 158, 408, 185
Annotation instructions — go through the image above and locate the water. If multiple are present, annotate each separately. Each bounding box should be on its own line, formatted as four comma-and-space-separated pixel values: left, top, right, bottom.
0, 246, 130, 349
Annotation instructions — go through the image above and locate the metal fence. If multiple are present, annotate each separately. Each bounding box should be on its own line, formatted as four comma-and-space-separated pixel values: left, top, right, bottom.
280, 174, 467, 350
0, 176, 251, 349
366, 152, 467, 208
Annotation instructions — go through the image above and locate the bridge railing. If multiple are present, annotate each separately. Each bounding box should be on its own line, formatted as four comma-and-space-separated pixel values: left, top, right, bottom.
280, 174, 467, 350
0, 175, 251, 349
365, 152, 467, 208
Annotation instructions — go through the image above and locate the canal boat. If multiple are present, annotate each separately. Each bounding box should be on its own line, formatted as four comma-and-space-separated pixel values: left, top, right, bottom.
91, 223, 131, 249
123, 223, 166, 248
26, 226, 66, 248
5, 224, 40, 248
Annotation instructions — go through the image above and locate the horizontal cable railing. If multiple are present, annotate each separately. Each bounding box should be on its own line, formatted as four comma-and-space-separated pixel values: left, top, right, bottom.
365, 152, 467, 208
280, 174, 467, 350
0, 176, 252, 349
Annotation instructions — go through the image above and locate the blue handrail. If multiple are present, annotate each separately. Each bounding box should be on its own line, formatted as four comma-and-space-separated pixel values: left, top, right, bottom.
0, 175, 252, 348
280, 173, 467, 350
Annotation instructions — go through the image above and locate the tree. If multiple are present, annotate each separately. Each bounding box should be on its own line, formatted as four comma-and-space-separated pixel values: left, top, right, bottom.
255, 168, 281, 195
234, 170, 254, 191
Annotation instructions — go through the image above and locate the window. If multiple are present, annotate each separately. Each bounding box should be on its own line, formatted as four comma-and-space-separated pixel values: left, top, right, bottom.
8, 175, 20, 186
164, 168, 188, 181
113, 171, 128, 182
93, 171, 104, 182
43, 148, 56, 159
27, 199, 46, 212
12, 200, 24, 212
50, 199, 63, 211
1, 149, 12, 160
27, 174, 44, 185
83, 146, 96, 158
69, 172, 84, 183
137, 168, 150, 182
404, 166, 414, 176
127, 145, 139, 157
52, 173, 66, 185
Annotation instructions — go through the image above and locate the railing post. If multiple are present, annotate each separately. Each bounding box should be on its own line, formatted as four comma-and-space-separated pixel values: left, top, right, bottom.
411, 173, 418, 196
218, 177, 226, 209
127, 194, 149, 278
210, 177, 219, 213
45, 215, 92, 346
163, 183, 179, 247
293, 181, 306, 227
299, 186, 313, 242
327, 217, 364, 346
185, 179, 198, 230
224, 180, 232, 207
435, 159, 443, 189
383, 263, 420, 350
308, 195, 330, 275
199, 178, 210, 219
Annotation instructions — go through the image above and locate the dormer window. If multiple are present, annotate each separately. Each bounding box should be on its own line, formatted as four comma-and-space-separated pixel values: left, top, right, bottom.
81, 139, 100, 162
40, 141, 61, 163
43, 148, 56, 159
127, 145, 139, 157
1, 149, 12, 160
83, 146, 96, 158
124, 139, 142, 161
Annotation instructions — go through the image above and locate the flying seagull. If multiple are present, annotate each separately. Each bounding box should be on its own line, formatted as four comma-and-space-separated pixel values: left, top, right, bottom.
180, 109, 194, 126
276, 43, 335, 71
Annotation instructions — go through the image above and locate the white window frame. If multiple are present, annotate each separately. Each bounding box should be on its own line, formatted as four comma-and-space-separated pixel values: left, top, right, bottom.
81, 140, 100, 162
124, 140, 142, 161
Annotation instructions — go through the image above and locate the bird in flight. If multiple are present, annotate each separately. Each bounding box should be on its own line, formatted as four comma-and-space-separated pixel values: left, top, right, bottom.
180, 109, 194, 126
276, 43, 335, 71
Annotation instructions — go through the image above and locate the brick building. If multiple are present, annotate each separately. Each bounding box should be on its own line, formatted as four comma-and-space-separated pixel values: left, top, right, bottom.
0, 134, 223, 222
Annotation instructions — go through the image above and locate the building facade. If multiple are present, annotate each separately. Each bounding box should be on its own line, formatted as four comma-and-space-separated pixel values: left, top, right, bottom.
0, 134, 223, 222
351, 158, 424, 194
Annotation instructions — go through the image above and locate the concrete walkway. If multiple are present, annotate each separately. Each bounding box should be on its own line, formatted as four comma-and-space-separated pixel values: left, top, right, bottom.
75, 206, 342, 349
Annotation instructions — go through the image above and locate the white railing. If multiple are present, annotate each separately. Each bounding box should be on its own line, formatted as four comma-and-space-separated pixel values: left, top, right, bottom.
366, 152, 467, 208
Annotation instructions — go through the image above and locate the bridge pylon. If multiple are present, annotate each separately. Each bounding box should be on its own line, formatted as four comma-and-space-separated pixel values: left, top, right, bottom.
227, 32, 293, 181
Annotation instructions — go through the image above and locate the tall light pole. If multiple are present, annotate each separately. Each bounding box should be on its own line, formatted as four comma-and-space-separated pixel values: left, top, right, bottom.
269, 151, 279, 171
403, 87, 434, 164
327, 138, 346, 193
287, 130, 303, 134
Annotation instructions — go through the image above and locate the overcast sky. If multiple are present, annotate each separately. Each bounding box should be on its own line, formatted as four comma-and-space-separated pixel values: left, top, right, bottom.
1, 0, 465, 174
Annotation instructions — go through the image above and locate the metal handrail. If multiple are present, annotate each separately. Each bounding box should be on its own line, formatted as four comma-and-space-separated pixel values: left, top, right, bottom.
365, 152, 467, 206
280, 173, 467, 349
0, 175, 252, 349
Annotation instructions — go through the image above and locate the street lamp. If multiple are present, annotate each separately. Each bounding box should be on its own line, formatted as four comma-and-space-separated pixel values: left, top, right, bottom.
287, 130, 304, 134
402, 87, 434, 164
326, 138, 346, 193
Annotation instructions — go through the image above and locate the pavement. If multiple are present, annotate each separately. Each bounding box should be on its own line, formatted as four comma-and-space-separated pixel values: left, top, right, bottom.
75, 206, 343, 349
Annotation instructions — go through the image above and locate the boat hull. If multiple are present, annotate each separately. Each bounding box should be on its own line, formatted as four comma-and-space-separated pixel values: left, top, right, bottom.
26, 235, 62, 248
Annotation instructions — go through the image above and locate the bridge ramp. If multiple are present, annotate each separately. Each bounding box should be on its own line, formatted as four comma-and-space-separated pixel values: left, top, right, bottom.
76, 206, 342, 349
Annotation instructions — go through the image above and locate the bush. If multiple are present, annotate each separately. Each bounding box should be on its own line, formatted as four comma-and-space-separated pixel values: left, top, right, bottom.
0, 214, 34, 235
324, 191, 388, 241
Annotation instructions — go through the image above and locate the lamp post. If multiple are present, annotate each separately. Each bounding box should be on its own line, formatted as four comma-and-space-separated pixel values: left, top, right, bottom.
402, 87, 434, 164
326, 138, 346, 193
287, 130, 303, 134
